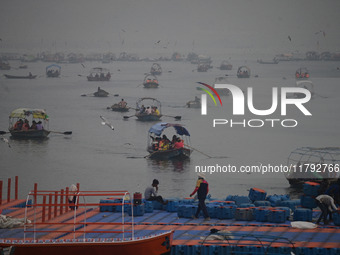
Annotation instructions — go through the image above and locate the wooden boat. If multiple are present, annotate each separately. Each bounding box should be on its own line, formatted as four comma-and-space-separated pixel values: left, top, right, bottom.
237, 66, 250, 78
135, 98, 162, 121
0, 189, 174, 255
197, 63, 209, 72
186, 97, 200, 108
285, 147, 340, 187
87, 67, 111, 81
7, 108, 50, 139
257, 58, 279, 64
219, 60, 232, 70
0, 60, 11, 70
110, 103, 129, 112
150, 63, 162, 75
93, 87, 109, 97
295, 67, 309, 79
4, 74, 37, 79
214, 77, 231, 96
143, 74, 159, 88
147, 123, 192, 160
46, 64, 61, 78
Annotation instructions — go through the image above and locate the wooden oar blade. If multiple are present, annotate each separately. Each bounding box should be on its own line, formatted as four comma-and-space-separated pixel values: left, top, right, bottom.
63, 131, 72, 135
0, 131, 8, 135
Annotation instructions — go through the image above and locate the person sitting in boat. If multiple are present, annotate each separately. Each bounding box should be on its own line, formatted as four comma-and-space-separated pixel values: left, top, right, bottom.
30, 120, 37, 130
144, 179, 168, 205
151, 137, 161, 151
22, 119, 30, 131
154, 106, 160, 115
152, 79, 158, 84
106, 72, 111, 79
139, 105, 146, 114
36, 121, 43, 130
171, 135, 178, 146
118, 98, 127, 108
29, 72, 33, 77
95, 73, 99, 79
173, 137, 184, 149
13, 119, 23, 130
145, 106, 152, 115
146, 79, 151, 83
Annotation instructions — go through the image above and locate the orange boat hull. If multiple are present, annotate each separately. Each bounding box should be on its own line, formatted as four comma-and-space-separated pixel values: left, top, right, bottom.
1, 231, 173, 255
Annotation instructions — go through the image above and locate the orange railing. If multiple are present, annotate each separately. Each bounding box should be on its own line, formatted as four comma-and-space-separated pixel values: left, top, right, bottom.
24, 187, 134, 242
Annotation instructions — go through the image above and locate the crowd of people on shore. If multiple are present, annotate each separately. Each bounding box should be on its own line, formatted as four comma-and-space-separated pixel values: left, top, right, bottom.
12, 119, 44, 131
150, 134, 184, 151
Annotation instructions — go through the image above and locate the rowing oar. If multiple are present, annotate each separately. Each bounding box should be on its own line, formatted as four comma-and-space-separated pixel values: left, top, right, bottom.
50, 131, 72, 135
184, 144, 212, 158
0, 130, 9, 135
123, 114, 136, 119
81, 93, 94, 97
163, 114, 181, 120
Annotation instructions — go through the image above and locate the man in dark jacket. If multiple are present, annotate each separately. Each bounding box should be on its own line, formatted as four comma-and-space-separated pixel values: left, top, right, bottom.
190, 173, 210, 220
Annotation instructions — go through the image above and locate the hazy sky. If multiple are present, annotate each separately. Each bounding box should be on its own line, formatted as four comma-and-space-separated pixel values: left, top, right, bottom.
0, 0, 339, 54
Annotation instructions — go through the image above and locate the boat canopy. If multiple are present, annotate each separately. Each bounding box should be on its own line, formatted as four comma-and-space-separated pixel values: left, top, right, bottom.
9, 108, 48, 119
148, 122, 190, 136
91, 67, 109, 72
46, 64, 61, 71
237, 66, 250, 73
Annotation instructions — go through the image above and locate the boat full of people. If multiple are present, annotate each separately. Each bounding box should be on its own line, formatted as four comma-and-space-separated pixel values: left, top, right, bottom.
295, 67, 310, 79
219, 60, 233, 70
147, 122, 192, 160
143, 74, 159, 88
135, 98, 162, 121
7, 108, 50, 139
46, 64, 61, 78
236, 66, 250, 78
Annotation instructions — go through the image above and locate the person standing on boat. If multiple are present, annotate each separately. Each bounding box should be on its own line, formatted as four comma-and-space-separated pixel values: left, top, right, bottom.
144, 179, 167, 205
190, 173, 210, 220
315, 194, 337, 225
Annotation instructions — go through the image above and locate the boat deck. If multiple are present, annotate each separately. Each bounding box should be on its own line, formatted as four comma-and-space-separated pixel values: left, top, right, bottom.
1, 198, 340, 254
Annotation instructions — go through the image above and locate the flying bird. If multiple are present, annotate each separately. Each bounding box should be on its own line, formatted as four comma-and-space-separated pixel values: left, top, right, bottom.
288, 35, 292, 41
155, 40, 161, 44
81, 63, 85, 68
1, 137, 11, 148
100, 116, 114, 130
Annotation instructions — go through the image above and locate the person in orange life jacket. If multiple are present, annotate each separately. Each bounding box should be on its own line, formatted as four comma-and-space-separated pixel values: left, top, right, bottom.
13, 119, 23, 130
173, 137, 184, 149
22, 119, 30, 131
190, 173, 210, 220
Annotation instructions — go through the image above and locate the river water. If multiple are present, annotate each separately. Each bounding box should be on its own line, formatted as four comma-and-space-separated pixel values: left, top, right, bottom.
1, 57, 340, 200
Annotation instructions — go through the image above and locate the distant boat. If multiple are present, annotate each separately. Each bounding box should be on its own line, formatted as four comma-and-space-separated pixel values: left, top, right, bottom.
214, 77, 231, 96
87, 67, 111, 81
186, 97, 201, 108
197, 63, 209, 72
0, 60, 10, 70
143, 74, 159, 88
150, 63, 162, 75
257, 58, 279, 64
219, 60, 233, 70
93, 87, 109, 97
4, 74, 37, 79
237, 66, 250, 78
110, 103, 129, 112
295, 67, 309, 79
46, 64, 61, 78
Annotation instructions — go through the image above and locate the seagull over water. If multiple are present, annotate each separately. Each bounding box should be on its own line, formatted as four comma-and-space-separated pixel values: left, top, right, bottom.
100, 116, 114, 130
1, 137, 11, 148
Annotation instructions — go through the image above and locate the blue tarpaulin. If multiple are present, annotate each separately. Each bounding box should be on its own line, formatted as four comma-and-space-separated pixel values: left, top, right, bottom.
148, 123, 190, 136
